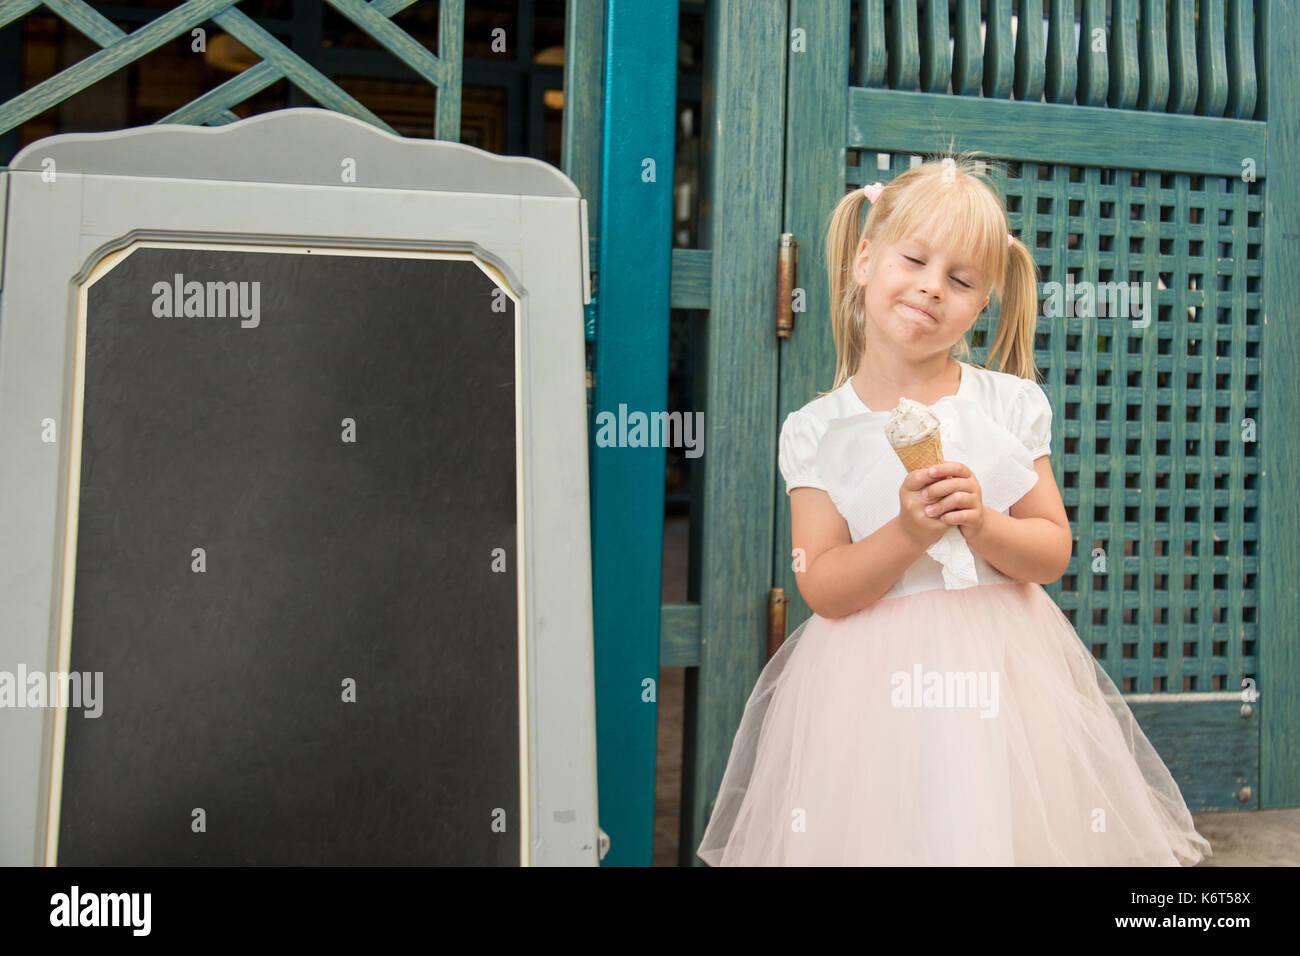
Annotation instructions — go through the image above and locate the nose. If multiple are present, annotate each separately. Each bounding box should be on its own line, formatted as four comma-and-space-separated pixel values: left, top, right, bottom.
916, 264, 945, 299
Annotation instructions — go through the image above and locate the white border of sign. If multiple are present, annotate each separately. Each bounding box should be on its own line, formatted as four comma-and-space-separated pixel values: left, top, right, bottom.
0, 108, 597, 866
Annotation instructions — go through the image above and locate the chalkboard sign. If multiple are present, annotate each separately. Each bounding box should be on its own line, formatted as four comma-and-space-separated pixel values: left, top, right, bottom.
0, 109, 597, 865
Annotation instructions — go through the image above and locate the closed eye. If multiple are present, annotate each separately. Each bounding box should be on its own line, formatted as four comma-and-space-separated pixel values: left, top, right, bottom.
904, 255, 973, 290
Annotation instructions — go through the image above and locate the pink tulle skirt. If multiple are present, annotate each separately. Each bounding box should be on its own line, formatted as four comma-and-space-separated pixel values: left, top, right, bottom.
697, 581, 1212, 866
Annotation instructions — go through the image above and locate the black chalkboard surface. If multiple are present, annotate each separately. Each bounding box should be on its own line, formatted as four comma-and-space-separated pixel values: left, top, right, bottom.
58, 245, 521, 865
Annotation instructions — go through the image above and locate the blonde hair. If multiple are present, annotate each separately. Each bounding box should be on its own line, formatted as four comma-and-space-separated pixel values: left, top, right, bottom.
822, 152, 1041, 394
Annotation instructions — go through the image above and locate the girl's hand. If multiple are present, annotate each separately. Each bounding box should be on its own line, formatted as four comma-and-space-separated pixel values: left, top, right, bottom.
918, 461, 986, 540
897, 467, 953, 549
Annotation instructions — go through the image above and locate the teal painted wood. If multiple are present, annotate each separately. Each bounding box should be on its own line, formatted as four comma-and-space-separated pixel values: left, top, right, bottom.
669, 247, 712, 309
327, 0, 443, 87
1013, 0, 1044, 103
0, 0, 42, 29
1260, 0, 1300, 808
1225, 0, 1257, 118
1168, 0, 1199, 114
39, 0, 246, 125
1127, 697, 1258, 809
1044, 0, 1077, 104
0, 0, 460, 139
209, 6, 390, 131
1256, 0, 1268, 120
562, 0, 606, 343
918, 0, 950, 93
983, 0, 1013, 98
855, 0, 887, 88
162, 63, 284, 125
162, 0, 424, 127
660, 603, 701, 668
684, 0, 787, 867
1109, 168, 1135, 672
887, 0, 919, 90
1223, 178, 1254, 704
0, 0, 243, 135
1197, 0, 1229, 116
321, 0, 461, 140
1170, 172, 1194, 696
563, 0, 605, 223
432, 0, 464, 145
951, 0, 982, 95
590, 0, 678, 867
1108, 0, 1139, 108
847, 87, 1267, 177
1077, 0, 1108, 105
1136, 0, 1170, 111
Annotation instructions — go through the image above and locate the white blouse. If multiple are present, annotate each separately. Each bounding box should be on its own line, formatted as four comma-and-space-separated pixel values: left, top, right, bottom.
779, 361, 1055, 601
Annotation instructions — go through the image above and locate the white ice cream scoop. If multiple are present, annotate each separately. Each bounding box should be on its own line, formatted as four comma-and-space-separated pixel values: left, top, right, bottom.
884, 397, 941, 447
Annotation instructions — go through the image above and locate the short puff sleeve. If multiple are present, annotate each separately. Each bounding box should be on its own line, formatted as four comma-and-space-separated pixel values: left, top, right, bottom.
1010, 380, 1053, 459
778, 410, 828, 494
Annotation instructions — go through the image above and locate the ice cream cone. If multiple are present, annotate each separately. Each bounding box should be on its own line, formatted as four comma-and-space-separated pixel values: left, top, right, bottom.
891, 431, 944, 472
884, 397, 945, 473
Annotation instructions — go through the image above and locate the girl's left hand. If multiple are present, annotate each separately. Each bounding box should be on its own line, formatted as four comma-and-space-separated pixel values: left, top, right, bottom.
919, 462, 986, 540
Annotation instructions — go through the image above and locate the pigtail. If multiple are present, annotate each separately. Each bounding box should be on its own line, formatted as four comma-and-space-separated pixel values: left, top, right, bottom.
824, 189, 871, 393
984, 235, 1043, 384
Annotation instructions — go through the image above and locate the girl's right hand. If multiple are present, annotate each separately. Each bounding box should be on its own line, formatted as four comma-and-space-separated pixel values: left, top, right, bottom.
897, 467, 949, 549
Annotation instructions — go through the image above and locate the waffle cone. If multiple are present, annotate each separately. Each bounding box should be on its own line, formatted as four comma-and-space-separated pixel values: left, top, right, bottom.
890, 432, 944, 473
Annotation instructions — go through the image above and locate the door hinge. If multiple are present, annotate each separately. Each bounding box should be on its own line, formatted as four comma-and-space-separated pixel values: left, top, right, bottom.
775, 233, 797, 339
766, 586, 788, 661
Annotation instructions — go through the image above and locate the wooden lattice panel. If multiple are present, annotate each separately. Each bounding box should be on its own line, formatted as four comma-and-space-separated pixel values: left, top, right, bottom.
0, 0, 463, 138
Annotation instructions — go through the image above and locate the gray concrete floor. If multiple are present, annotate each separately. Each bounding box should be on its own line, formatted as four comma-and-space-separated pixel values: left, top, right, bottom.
655, 514, 1300, 867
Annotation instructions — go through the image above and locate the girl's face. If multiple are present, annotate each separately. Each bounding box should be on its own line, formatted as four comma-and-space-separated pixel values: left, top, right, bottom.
854, 232, 992, 357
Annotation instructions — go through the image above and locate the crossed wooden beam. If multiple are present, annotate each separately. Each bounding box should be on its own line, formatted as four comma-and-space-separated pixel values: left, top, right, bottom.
0, 0, 463, 138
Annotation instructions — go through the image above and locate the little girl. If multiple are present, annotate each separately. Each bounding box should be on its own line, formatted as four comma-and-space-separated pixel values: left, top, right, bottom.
696, 157, 1212, 866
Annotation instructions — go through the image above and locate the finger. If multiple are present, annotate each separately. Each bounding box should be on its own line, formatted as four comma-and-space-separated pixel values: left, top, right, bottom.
921, 462, 955, 484
921, 484, 962, 507
904, 467, 940, 490
942, 508, 978, 525
925, 491, 974, 516
920, 478, 962, 500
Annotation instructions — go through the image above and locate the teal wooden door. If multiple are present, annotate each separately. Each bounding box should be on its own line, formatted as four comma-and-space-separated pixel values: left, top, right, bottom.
771, 0, 1297, 817
686, 0, 1299, 864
